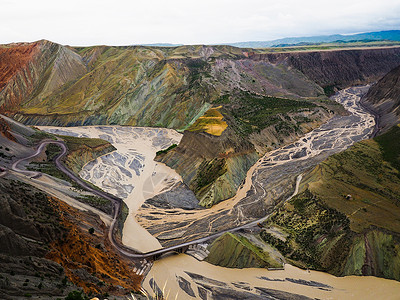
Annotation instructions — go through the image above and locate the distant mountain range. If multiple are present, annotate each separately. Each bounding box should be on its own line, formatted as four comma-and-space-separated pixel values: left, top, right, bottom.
136, 43, 183, 47
224, 30, 400, 48
134, 30, 400, 49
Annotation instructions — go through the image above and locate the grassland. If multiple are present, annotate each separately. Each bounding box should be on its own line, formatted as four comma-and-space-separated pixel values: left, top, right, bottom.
215, 91, 316, 136
206, 232, 282, 269
301, 126, 400, 233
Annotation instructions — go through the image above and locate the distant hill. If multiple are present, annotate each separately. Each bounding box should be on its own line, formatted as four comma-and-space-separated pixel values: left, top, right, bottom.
227, 30, 400, 48
136, 43, 183, 47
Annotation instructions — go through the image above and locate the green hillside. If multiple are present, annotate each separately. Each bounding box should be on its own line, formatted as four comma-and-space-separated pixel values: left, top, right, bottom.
257, 125, 400, 280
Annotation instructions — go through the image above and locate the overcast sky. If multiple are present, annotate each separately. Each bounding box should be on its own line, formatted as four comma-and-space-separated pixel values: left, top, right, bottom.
1, 0, 399, 46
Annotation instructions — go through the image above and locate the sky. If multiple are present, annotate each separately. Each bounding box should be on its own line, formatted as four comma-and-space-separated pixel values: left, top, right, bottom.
1, 0, 399, 46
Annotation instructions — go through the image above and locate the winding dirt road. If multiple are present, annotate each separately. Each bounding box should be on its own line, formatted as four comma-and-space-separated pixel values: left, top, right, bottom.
11, 138, 303, 260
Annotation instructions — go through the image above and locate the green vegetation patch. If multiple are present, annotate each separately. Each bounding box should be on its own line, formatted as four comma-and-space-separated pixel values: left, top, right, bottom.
263, 190, 351, 273
156, 144, 177, 156
302, 127, 400, 233
374, 125, 400, 176
215, 91, 316, 136
206, 232, 281, 269
194, 158, 227, 197
76, 195, 113, 215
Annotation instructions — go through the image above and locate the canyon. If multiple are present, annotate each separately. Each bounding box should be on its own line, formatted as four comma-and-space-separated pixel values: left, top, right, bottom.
1, 40, 400, 299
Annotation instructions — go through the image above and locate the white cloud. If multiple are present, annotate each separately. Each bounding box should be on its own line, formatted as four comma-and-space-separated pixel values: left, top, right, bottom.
0, 0, 399, 45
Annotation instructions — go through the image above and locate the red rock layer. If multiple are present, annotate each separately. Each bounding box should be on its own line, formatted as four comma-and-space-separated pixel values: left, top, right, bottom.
0, 43, 39, 90
45, 197, 142, 296
0, 117, 16, 141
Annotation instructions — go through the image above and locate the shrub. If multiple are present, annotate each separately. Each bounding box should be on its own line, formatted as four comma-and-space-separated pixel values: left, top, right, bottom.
65, 291, 85, 300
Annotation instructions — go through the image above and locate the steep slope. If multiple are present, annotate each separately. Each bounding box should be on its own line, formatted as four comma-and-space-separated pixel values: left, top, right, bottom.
0, 116, 140, 298
258, 125, 400, 280
0, 177, 142, 299
0, 40, 86, 113
250, 47, 400, 94
363, 64, 400, 132
205, 232, 282, 269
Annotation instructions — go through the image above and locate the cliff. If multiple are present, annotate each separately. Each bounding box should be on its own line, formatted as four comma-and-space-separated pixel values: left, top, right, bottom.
0, 40, 83, 112
250, 47, 400, 92
363, 64, 400, 132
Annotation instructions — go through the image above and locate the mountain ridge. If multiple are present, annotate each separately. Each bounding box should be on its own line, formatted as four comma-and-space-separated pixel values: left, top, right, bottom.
226, 30, 400, 48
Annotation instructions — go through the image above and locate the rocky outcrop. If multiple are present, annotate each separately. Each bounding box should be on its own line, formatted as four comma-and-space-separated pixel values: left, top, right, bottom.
0, 117, 16, 142
0, 42, 39, 90
363, 64, 400, 132
156, 127, 258, 207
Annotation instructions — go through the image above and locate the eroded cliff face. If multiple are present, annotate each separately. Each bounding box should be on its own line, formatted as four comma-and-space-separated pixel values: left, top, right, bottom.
250, 47, 400, 91
156, 128, 258, 207
363, 64, 400, 132
0, 41, 59, 111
